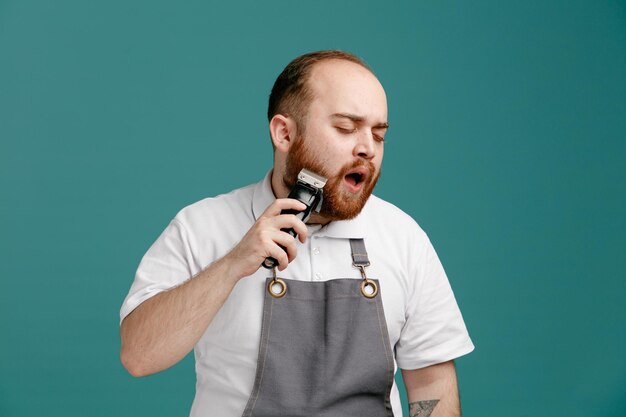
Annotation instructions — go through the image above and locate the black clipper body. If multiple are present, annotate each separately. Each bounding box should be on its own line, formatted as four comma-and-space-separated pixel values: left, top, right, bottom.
262, 169, 327, 269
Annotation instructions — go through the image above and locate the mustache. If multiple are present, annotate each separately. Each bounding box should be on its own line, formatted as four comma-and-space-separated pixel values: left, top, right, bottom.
336, 159, 376, 179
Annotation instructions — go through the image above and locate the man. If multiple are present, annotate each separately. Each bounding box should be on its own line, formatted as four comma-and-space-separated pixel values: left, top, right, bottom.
120, 50, 474, 417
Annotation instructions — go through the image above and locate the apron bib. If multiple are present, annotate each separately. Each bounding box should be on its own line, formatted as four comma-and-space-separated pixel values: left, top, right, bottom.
242, 239, 395, 417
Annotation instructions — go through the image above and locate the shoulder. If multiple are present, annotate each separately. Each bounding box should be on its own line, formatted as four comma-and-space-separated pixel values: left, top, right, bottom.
173, 182, 257, 232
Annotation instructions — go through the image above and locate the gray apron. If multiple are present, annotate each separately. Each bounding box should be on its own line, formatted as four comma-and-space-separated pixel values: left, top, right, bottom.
242, 239, 395, 417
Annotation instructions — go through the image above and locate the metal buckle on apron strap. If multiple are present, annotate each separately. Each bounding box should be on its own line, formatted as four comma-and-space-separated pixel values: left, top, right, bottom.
350, 238, 379, 299
354, 263, 379, 299
268, 267, 287, 298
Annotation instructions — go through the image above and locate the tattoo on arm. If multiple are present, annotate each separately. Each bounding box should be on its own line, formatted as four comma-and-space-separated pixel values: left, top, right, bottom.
408, 400, 440, 417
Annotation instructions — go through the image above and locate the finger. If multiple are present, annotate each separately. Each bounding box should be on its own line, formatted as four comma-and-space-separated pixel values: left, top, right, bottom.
262, 198, 307, 217
271, 231, 298, 264
265, 239, 291, 270
271, 215, 308, 242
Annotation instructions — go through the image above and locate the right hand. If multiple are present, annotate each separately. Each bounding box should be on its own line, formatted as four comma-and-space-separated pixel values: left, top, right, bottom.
224, 198, 309, 279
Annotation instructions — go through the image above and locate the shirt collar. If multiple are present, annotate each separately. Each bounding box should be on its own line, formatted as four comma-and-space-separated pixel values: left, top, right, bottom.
251, 170, 369, 239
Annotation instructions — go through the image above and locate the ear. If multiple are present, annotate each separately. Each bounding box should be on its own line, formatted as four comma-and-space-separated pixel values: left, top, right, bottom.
269, 114, 297, 153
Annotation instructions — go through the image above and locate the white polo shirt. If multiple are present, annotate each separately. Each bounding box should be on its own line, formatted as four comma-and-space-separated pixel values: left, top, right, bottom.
121, 171, 474, 417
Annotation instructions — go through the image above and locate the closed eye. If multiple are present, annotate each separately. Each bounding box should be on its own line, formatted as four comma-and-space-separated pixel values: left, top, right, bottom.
336, 125, 386, 142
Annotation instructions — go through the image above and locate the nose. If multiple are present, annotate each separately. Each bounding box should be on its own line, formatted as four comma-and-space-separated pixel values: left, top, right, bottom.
353, 130, 376, 160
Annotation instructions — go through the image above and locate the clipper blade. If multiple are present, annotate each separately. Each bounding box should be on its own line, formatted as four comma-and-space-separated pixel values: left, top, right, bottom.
298, 169, 327, 189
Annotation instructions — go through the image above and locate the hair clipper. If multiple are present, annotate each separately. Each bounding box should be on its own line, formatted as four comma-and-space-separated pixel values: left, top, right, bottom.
262, 169, 327, 269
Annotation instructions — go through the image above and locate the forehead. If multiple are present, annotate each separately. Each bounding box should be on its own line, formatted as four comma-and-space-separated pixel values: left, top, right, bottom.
306, 60, 388, 122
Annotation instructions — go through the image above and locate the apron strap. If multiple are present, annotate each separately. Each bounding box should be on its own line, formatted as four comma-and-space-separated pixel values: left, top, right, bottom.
350, 239, 378, 299
349, 238, 370, 267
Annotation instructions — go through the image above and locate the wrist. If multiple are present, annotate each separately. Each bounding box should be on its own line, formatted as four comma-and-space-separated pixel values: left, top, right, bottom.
215, 251, 248, 283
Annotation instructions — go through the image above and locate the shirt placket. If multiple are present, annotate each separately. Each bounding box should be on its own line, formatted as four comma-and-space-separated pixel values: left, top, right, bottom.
310, 235, 324, 281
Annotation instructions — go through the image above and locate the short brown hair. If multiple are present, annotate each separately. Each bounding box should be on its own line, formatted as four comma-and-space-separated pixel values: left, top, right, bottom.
268, 50, 372, 133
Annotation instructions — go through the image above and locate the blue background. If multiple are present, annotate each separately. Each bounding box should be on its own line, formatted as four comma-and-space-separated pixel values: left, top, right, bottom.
1, 1, 625, 416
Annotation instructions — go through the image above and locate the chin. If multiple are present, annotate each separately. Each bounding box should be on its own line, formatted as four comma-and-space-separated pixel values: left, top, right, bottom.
320, 186, 374, 221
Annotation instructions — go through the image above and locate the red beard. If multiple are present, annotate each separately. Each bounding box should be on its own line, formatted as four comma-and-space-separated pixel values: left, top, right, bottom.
284, 136, 380, 221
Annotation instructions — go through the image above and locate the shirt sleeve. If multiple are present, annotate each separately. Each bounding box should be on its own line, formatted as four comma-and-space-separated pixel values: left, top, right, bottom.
119, 218, 195, 324
394, 234, 474, 369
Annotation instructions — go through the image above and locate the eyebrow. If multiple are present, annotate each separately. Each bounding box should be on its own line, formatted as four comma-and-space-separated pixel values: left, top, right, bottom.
331, 113, 389, 129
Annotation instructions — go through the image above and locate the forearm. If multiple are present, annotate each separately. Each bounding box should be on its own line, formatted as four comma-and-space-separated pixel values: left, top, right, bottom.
120, 255, 240, 377
403, 361, 460, 417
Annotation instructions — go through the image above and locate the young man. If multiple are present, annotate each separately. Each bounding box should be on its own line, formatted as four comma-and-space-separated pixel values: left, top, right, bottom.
120, 50, 474, 417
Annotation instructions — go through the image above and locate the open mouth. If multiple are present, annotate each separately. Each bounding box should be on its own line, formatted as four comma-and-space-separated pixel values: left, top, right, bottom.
343, 167, 369, 192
